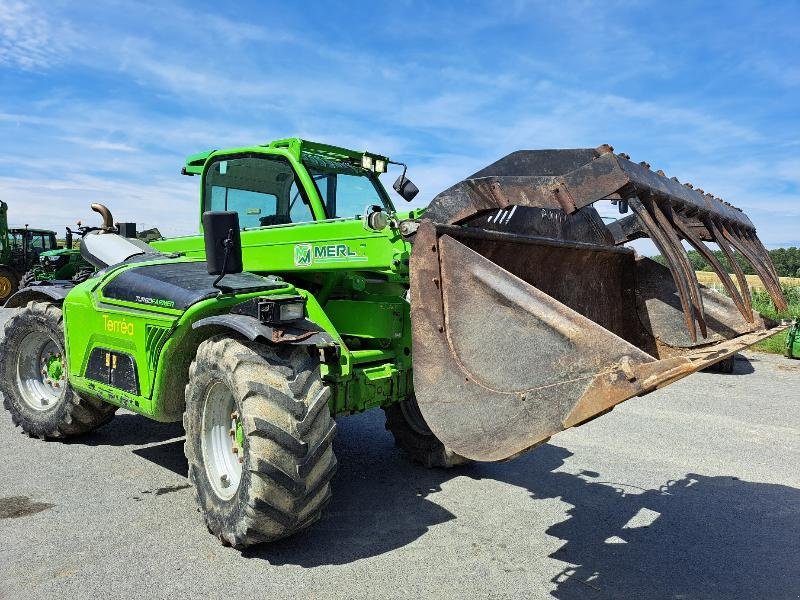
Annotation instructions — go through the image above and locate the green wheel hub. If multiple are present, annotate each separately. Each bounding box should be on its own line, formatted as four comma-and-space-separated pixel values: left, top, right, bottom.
46, 354, 64, 382
17, 332, 64, 411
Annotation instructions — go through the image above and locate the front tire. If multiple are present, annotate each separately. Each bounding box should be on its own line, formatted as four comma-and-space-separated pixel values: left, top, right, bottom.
0, 301, 117, 438
184, 336, 337, 548
384, 397, 472, 468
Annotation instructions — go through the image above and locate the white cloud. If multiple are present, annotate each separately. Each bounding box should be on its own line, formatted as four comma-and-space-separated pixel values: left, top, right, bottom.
0, 173, 197, 237
0, 0, 797, 249
0, 1, 77, 70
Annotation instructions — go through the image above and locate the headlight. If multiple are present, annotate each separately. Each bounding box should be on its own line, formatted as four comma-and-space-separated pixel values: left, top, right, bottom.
279, 301, 305, 321
361, 155, 374, 170
257, 296, 305, 323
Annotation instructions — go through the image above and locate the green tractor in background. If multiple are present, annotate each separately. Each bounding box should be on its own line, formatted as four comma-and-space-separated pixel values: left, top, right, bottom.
20, 227, 90, 288
0, 200, 60, 304
0, 138, 787, 548
20, 221, 162, 288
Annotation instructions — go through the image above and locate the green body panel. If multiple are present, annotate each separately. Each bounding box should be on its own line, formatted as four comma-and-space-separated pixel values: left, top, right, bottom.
154, 217, 412, 277
64, 258, 305, 419
61, 138, 418, 422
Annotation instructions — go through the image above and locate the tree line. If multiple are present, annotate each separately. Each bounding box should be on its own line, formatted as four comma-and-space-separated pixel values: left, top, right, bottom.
652, 247, 800, 278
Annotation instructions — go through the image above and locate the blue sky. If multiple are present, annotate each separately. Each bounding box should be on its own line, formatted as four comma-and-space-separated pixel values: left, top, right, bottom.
0, 0, 798, 247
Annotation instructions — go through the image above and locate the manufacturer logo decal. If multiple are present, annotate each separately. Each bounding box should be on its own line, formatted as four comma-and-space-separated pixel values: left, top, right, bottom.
102, 314, 135, 336
135, 296, 176, 308
294, 243, 313, 267
293, 243, 367, 267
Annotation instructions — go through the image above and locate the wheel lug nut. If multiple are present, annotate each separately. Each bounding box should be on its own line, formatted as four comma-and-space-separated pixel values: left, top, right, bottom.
220, 474, 230, 487
238, 457, 244, 464
228, 428, 235, 437
232, 446, 239, 454
230, 411, 239, 420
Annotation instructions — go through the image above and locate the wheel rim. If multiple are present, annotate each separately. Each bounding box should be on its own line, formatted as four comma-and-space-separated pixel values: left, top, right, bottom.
0, 275, 12, 299
201, 381, 244, 501
16, 331, 65, 411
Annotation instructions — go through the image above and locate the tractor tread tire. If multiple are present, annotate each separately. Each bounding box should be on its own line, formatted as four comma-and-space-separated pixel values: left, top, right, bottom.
72, 268, 95, 284
184, 336, 337, 548
384, 399, 472, 469
0, 301, 117, 438
19, 270, 36, 289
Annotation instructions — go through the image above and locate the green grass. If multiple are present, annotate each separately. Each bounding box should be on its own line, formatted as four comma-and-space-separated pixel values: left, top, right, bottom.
749, 286, 800, 355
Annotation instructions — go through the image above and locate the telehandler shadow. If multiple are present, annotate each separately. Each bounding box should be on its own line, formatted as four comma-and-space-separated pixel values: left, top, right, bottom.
114, 404, 800, 598
78, 412, 185, 447
247, 411, 799, 599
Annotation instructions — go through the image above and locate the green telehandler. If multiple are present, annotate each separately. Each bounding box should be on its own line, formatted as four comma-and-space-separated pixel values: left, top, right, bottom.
0, 200, 60, 304
0, 139, 788, 548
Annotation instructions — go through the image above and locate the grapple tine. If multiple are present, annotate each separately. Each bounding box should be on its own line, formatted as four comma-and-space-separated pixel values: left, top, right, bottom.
648, 198, 708, 338
628, 197, 698, 342
719, 222, 788, 312
672, 213, 753, 323
741, 230, 784, 304
740, 227, 781, 286
705, 217, 754, 317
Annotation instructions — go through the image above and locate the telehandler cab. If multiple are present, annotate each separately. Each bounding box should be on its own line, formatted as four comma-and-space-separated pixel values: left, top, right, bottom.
0, 138, 786, 547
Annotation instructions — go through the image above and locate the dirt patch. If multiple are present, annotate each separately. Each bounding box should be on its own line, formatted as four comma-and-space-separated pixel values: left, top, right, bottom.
0, 496, 54, 519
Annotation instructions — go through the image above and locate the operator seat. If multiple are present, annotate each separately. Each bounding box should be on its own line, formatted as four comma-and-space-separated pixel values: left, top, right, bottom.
80, 232, 161, 269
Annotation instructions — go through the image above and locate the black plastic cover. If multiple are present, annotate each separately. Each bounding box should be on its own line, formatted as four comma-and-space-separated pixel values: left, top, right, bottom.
102, 261, 285, 310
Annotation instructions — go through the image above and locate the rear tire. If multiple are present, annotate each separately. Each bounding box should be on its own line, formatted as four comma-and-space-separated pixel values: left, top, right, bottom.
384, 397, 472, 468
72, 267, 94, 284
184, 336, 337, 548
0, 301, 117, 438
19, 270, 36, 289
0, 266, 18, 305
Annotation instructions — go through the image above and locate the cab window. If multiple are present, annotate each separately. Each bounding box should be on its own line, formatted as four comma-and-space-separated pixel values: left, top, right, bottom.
303, 153, 391, 219
204, 155, 314, 229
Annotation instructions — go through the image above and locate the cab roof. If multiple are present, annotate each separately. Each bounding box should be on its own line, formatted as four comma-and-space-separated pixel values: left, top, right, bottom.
9, 228, 56, 235
182, 137, 389, 176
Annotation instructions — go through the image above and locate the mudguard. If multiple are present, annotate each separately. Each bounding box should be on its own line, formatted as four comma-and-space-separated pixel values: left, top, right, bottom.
4, 283, 74, 309
192, 314, 336, 347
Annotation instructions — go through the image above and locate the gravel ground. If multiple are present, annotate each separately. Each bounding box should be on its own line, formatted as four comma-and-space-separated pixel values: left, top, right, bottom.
0, 307, 798, 599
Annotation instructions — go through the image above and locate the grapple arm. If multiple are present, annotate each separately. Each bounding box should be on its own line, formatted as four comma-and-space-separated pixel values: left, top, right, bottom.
424, 145, 786, 338
409, 145, 788, 462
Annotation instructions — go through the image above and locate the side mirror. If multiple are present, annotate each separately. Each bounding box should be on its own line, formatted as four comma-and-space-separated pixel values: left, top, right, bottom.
203, 211, 243, 277
393, 173, 419, 202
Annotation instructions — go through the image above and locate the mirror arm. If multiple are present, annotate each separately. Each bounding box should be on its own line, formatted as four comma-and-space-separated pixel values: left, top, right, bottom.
212, 228, 235, 292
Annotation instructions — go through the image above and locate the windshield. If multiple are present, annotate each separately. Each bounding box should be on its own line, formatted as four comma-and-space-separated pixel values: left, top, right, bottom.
302, 153, 391, 219
203, 155, 314, 229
